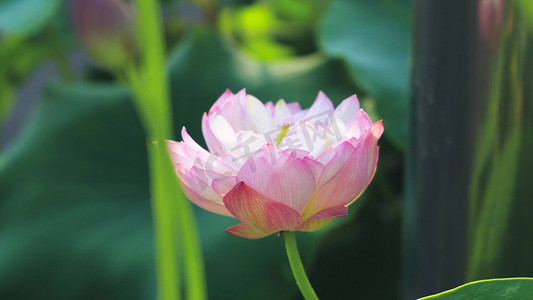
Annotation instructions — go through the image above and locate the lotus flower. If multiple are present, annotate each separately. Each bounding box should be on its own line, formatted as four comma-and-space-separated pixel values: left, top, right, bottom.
168, 90, 383, 239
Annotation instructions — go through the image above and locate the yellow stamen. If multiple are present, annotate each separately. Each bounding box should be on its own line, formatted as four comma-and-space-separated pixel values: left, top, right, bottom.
276, 123, 290, 146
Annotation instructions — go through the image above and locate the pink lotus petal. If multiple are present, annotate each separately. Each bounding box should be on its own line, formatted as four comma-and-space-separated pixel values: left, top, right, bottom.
278, 120, 329, 156
302, 156, 324, 183
182, 127, 237, 173
315, 141, 357, 187
334, 95, 360, 123
219, 151, 247, 171
243, 95, 275, 134
167, 140, 191, 168
306, 91, 335, 119
264, 101, 275, 117
220, 97, 243, 130
307, 206, 349, 220
344, 109, 374, 139
315, 147, 336, 165
176, 164, 222, 202
178, 165, 236, 216
225, 223, 272, 239
233, 130, 268, 158
293, 218, 335, 232
209, 114, 237, 150
212, 176, 237, 194
288, 148, 311, 159
234, 89, 248, 107
209, 89, 234, 114
202, 112, 238, 155
294, 206, 348, 232
181, 127, 207, 154
303, 121, 383, 218
180, 182, 233, 217
224, 182, 302, 234
273, 99, 294, 124
286, 101, 302, 114
176, 164, 232, 217
168, 136, 236, 177
227, 89, 249, 131
211, 89, 256, 133
189, 166, 230, 187
237, 144, 316, 213
202, 113, 223, 155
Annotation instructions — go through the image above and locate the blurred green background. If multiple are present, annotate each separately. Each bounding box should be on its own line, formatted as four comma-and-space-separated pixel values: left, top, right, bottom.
1, 0, 531, 299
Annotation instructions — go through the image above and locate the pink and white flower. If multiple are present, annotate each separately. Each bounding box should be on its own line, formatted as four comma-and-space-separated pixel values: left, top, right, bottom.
168, 89, 383, 239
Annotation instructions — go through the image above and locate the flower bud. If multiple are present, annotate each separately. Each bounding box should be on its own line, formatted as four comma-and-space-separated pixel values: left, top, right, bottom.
71, 0, 136, 69
478, 0, 506, 49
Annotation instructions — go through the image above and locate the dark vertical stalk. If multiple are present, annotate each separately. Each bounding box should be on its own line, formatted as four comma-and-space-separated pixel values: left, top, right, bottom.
405, 0, 478, 298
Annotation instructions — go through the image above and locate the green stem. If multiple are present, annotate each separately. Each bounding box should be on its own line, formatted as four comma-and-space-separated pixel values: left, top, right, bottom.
148, 142, 181, 300
175, 183, 207, 300
284, 231, 319, 300
134, 0, 207, 299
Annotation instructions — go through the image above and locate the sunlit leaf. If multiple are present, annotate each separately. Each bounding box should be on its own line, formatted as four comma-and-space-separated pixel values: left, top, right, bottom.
419, 278, 533, 300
